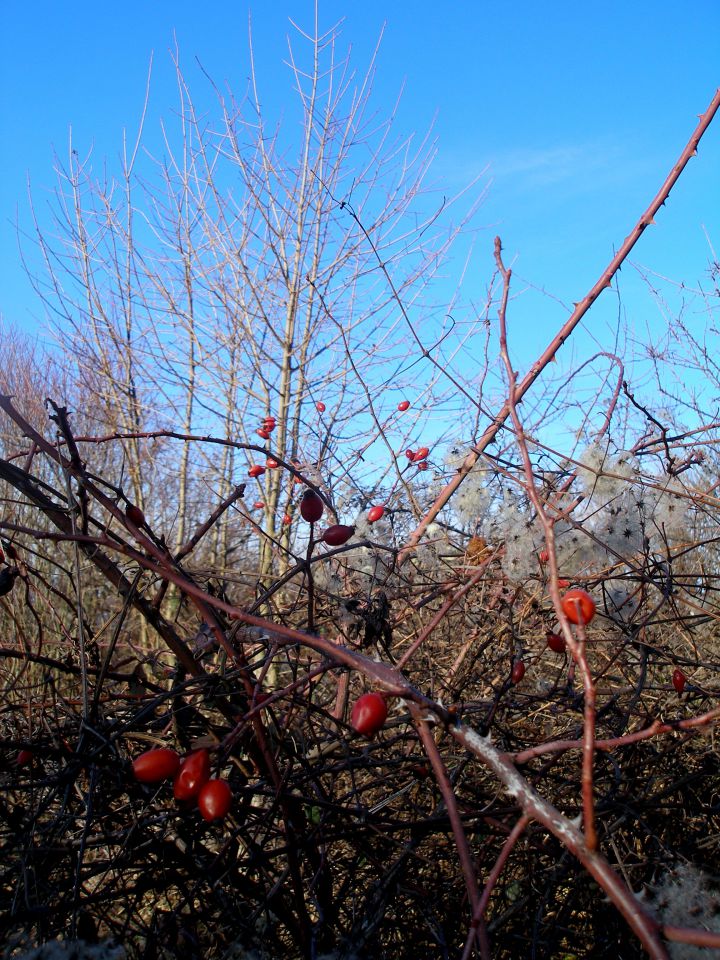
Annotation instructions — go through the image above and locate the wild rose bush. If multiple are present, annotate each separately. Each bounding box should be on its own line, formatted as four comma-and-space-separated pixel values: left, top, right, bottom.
1, 27, 719, 960
3, 324, 720, 959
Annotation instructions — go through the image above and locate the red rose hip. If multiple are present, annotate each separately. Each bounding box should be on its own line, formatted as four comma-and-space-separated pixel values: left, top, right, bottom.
198, 779, 233, 821
173, 749, 211, 802
672, 668, 686, 693
132, 747, 180, 783
125, 504, 145, 527
321, 524, 355, 546
300, 490, 324, 523
351, 692, 388, 737
561, 589, 596, 625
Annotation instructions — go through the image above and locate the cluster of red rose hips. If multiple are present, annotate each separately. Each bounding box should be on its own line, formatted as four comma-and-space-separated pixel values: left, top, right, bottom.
247, 401, 420, 525
507, 588, 600, 686
392, 399, 430, 467
506, 588, 685, 694
244, 417, 688, 703
256, 415, 277, 441
404, 445, 429, 470
297, 488, 385, 540
247, 415, 279, 478
132, 747, 232, 822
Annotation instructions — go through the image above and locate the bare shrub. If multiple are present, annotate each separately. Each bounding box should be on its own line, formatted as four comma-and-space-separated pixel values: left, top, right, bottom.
2, 19, 720, 960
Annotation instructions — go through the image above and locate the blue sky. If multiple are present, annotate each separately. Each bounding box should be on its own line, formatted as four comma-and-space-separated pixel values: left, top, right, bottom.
1, 1, 718, 412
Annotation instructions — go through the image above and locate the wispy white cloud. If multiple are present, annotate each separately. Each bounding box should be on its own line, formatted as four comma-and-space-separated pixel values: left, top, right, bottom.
491, 142, 620, 188
437, 138, 650, 200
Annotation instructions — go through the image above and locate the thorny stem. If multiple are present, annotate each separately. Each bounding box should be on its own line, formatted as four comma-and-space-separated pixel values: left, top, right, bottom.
453, 724, 669, 959
493, 237, 599, 851
662, 925, 720, 950
460, 814, 531, 960
513, 703, 720, 763
573, 620, 598, 851
409, 704, 490, 960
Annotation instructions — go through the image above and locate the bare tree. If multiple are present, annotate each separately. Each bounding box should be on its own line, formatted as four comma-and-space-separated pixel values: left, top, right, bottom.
24, 12, 483, 585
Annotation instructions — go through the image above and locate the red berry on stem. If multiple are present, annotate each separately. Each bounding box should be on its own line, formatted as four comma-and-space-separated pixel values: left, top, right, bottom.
282, 514, 292, 526
367, 505, 384, 523
125, 504, 145, 527
351, 692, 388, 737
410, 763, 430, 779
256, 428, 270, 440
173, 749, 211, 802
132, 747, 180, 783
316, 401, 326, 413
411, 447, 429, 463
397, 400, 410, 411
417, 460, 428, 471
322, 524, 355, 546
405, 449, 415, 460
248, 465, 265, 478
197, 779, 233, 822
538, 549, 549, 564
672, 668, 686, 693
300, 489, 324, 523
266, 458, 280, 469
511, 660, 526, 684
253, 501, 265, 509
546, 632, 566, 653
561, 589, 596, 625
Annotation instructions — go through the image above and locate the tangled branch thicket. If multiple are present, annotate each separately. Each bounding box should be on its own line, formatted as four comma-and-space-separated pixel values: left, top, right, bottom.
2, 20, 720, 960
